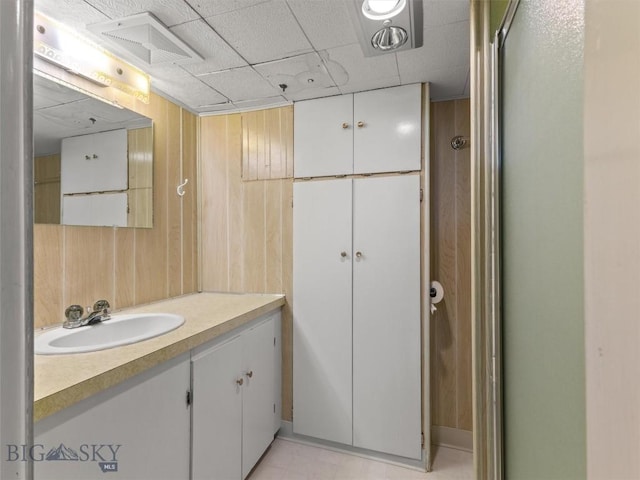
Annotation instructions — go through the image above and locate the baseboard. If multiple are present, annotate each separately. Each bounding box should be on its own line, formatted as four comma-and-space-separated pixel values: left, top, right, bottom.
277, 420, 427, 471
431, 426, 473, 452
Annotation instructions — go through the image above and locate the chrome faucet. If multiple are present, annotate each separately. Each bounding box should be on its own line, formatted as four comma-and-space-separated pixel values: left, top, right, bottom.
63, 299, 111, 329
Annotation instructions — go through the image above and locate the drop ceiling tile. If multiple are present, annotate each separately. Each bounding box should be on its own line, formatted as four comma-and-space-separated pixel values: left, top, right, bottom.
33, 75, 86, 110
149, 66, 230, 109
35, 0, 110, 33
186, 0, 271, 18
285, 87, 341, 102
338, 76, 401, 95
286, 0, 359, 50
416, 66, 469, 100
397, 20, 469, 80
170, 20, 248, 75
84, 0, 199, 27
254, 53, 337, 98
204, 0, 313, 64
232, 95, 289, 109
199, 66, 281, 102
422, 0, 470, 26
321, 44, 400, 92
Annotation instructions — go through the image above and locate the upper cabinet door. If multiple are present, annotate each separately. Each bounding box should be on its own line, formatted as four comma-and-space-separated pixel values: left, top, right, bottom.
294, 94, 353, 178
353, 84, 422, 174
61, 129, 128, 194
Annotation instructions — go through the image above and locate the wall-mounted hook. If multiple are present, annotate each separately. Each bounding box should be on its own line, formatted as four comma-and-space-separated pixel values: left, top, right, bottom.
177, 178, 188, 197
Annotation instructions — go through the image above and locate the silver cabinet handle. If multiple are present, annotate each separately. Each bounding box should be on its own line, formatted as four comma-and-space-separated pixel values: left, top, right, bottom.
357, 121, 365, 128
342, 122, 350, 129
246, 371, 253, 378
355, 251, 363, 258
341, 251, 347, 258
236, 378, 244, 386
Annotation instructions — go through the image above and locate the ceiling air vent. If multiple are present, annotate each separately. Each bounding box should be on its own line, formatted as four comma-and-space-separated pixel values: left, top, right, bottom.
88, 12, 202, 66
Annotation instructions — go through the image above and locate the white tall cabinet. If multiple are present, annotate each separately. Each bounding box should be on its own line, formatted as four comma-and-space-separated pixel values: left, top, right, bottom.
293, 175, 421, 459
293, 83, 423, 460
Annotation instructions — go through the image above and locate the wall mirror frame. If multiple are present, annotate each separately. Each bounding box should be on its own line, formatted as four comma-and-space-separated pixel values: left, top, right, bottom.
34, 71, 154, 228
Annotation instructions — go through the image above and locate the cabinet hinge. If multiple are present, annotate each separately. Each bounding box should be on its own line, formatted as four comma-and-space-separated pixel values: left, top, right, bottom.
421, 432, 425, 448
186, 390, 192, 407
274, 336, 276, 347
420, 188, 424, 203
274, 403, 276, 414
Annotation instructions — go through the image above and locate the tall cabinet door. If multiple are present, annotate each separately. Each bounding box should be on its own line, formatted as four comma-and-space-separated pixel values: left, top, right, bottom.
352, 175, 422, 459
293, 95, 353, 178
293, 179, 353, 445
353, 84, 422, 175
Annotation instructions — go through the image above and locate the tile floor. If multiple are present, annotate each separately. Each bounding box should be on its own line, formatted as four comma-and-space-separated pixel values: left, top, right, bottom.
249, 438, 473, 480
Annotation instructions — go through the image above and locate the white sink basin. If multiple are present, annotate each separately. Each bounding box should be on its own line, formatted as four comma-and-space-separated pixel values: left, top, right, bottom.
35, 313, 185, 355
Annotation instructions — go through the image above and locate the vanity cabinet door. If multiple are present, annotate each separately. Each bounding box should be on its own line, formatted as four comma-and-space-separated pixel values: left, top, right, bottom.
191, 312, 281, 480
34, 354, 191, 480
241, 318, 278, 479
191, 336, 243, 480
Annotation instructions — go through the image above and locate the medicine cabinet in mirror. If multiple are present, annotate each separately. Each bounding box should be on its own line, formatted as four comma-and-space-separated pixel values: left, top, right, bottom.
34, 72, 154, 228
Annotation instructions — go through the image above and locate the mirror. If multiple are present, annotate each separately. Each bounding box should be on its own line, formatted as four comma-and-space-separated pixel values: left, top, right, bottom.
33, 73, 153, 228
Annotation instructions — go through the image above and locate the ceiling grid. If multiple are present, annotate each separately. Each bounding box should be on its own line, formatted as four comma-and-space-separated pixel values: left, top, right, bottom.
35, 0, 471, 114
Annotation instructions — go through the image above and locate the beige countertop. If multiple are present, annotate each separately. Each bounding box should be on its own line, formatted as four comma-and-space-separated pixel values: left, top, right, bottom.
34, 292, 285, 422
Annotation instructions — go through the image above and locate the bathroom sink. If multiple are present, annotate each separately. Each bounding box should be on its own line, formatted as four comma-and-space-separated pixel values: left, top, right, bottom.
35, 313, 185, 355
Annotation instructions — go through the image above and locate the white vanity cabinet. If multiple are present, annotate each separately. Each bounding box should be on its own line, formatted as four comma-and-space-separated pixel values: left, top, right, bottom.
33, 308, 282, 480
34, 354, 192, 480
293, 84, 422, 178
293, 175, 422, 460
191, 312, 281, 480
60, 129, 128, 194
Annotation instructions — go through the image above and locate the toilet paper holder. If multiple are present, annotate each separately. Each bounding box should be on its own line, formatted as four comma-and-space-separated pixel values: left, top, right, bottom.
429, 280, 445, 314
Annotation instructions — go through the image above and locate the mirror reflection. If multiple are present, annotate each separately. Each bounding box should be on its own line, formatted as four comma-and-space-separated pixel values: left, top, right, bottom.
34, 73, 153, 228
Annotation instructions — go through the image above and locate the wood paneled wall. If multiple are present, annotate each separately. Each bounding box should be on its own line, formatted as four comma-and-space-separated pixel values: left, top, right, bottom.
34, 154, 60, 224
241, 106, 294, 180
127, 127, 153, 228
430, 99, 472, 433
34, 92, 199, 329
200, 112, 293, 421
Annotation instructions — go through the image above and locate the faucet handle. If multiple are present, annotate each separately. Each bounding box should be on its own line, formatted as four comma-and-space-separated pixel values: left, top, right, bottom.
93, 299, 111, 316
65, 304, 84, 321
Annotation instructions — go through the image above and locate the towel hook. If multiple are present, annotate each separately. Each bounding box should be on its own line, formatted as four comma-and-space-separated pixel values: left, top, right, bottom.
177, 178, 188, 197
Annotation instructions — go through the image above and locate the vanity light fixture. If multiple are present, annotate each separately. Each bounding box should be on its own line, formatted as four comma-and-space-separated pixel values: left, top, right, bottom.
33, 70, 125, 110
34, 12, 150, 104
347, 0, 422, 57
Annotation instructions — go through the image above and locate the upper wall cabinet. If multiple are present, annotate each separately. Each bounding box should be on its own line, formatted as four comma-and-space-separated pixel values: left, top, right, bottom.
294, 84, 422, 178
61, 129, 128, 194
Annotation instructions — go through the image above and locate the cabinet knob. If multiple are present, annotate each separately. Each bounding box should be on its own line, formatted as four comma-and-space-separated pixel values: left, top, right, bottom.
236, 378, 244, 386
340, 251, 347, 258
357, 121, 365, 128
246, 371, 253, 378
355, 251, 363, 259
341, 122, 349, 129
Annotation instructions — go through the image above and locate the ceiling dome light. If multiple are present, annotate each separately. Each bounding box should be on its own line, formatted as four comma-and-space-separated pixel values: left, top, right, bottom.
371, 26, 408, 51
361, 0, 407, 20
